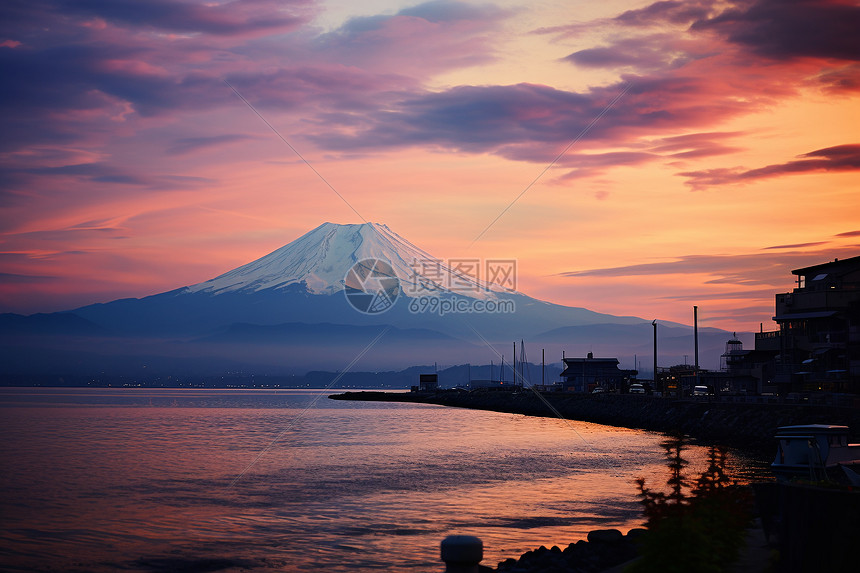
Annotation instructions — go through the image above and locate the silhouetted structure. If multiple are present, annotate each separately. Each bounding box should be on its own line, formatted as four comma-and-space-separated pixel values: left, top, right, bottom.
766, 256, 860, 394
411, 373, 439, 393
561, 352, 637, 393
707, 334, 776, 395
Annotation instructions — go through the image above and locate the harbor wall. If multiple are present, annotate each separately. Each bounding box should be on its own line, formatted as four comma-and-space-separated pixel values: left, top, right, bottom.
330, 391, 860, 452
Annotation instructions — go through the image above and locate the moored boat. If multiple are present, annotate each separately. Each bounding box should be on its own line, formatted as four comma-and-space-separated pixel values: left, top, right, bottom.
771, 424, 860, 481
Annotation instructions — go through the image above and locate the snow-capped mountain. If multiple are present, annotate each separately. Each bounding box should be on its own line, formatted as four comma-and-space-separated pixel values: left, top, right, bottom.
185, 222, 504, 300
67, 221, 633, 337
2, 222, 733, 375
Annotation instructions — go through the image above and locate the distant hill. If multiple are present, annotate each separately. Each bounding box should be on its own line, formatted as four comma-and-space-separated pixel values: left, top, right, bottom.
0, 312, 104, 336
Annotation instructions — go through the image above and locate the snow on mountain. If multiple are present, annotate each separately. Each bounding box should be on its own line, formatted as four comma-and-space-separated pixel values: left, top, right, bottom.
185, 222, 506, 299
69, 221, 651, 338
4, 221, 724, 375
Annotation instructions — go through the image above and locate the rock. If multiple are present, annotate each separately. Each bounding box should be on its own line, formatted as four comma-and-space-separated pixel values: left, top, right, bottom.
586, 528, 624, 544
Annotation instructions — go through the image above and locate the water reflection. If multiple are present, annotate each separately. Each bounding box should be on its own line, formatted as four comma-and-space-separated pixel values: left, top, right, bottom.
0, 388, 771, 572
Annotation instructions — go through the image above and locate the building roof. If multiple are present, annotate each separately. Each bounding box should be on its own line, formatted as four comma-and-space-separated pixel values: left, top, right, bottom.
791, 254, 860, 276
562, 357, 619, 363
773, 310, 838, 321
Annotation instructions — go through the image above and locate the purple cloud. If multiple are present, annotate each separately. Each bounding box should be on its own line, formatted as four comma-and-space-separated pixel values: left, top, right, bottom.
764, 242, 829, 250
817, 64, 860, 93
564, 35, 691, 70
692, 0, 860, 63
304, 75, 759, 162
679, 144, 860, 189
0, 0, 507, 158
648, 132, 745, 160
554, 151, 656, 180
7, 162, 215, 205
26, 162, 151, 186
2, 0, 857, 203
65, 0, 313, 36
557, 247, 860, 287
615, 0, 713, 26
167, 134, 256, 156
224, 65, 415, 112
614, 0, 860, 66
561, 1, 860, 94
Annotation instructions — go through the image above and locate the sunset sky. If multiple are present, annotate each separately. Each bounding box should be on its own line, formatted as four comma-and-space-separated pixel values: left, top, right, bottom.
2, 0, 859, 333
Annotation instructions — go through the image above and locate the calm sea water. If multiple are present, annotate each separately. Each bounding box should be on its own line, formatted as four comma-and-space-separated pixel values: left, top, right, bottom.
0, 388, 769, 572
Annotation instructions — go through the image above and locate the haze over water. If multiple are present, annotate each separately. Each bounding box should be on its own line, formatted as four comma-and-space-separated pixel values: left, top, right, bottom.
0, 388, 770, 572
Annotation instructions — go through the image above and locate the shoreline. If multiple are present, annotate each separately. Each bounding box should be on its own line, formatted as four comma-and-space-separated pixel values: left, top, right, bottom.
333, 389, 860, 572
329, 389, 860, 454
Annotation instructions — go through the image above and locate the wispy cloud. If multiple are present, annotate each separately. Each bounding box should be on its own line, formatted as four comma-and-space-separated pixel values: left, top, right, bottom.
167, 134, 256, 156
0, 271, 60, 284
679, 144, 860, 189
557, 247, 860, 287
764, 242, 829, 250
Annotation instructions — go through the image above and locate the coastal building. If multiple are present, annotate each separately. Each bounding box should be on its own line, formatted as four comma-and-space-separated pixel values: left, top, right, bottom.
561, 353, 637, 393
411, 373, 439, 393
693, 335, 777, 395
764, 255, 860, 394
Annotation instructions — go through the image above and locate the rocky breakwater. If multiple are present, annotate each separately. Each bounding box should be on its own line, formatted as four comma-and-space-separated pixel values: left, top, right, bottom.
494, 528, 643, 573
329, 390, 860, 451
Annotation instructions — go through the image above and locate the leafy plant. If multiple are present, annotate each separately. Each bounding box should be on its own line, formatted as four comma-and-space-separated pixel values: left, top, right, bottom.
628, 435, 753, 573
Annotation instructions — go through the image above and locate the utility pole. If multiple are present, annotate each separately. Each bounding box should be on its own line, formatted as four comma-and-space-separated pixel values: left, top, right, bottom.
652, 320, 658, 395
694, 306, 700, 388
513, 342, 516, 386
542, 348, 545, 386
520, 339, 524, 387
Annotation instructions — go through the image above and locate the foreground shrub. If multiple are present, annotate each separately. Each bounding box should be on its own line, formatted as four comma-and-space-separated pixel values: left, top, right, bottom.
628, 436, 753, 573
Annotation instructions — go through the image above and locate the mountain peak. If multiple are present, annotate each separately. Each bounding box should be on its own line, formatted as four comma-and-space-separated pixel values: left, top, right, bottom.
185, 222, 503, 298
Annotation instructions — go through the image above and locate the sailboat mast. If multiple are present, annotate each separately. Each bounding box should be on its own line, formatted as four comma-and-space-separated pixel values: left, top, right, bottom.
520, 339, 525, 387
